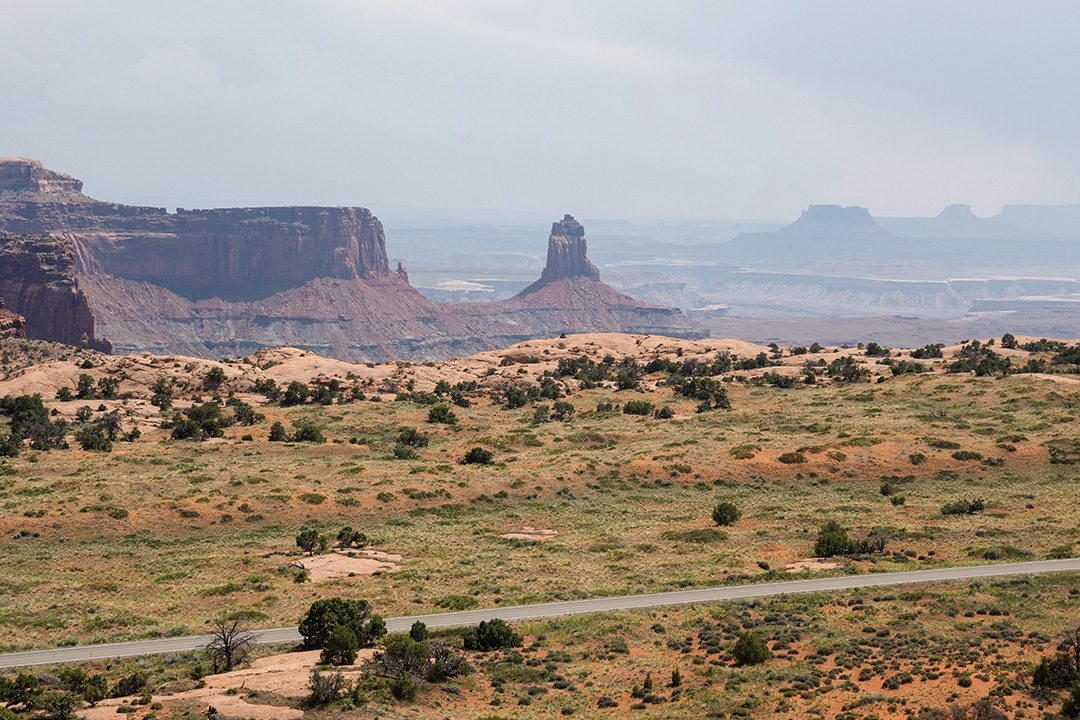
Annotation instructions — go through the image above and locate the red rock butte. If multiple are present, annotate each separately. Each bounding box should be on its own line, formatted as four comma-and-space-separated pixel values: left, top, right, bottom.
0, 158, 703, 361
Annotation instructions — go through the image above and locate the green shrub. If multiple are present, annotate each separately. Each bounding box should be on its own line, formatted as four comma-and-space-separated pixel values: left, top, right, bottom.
941, 498, 985, 515
663, 528, 727, 543
814, 520, 852, 557
428, 404, 457, 424
463, 618, 522, 651
925, 438, 962, 450
712, 501, 740, 526
299, 597, 386, 649
393, 444, 417, 460
436, 595, 479, 611
778, 451, 806, 464
463, 447, 493, 465
732, 631, 771, 666
291, 421, 325, 443
622, 400, 654, 416
729, 444, 760, 460
319, 626, 359, 666
268, 422, 287, 441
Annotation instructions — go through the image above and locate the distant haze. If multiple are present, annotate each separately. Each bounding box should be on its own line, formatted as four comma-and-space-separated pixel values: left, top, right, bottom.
2, 1, 1079, 222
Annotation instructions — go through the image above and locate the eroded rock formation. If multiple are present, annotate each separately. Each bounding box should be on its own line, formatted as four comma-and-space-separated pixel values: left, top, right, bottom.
0, 298, 25, 338
532, 214, 600, 286
0, 234, 109, 351
0, 159, 701, 360
0, 157, 85, 198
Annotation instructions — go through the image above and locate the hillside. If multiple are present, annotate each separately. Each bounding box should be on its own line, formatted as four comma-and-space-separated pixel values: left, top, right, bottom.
0, 331, 1079, 717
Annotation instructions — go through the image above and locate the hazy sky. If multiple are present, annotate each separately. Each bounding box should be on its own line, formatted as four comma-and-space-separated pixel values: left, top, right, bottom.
3, 1, 1078, 222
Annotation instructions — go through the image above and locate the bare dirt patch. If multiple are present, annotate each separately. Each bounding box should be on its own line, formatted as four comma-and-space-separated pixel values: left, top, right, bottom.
783, 559, 844, 572
499, 526, 559, 540
79, 650, 374, 720
293, 550, 401, 582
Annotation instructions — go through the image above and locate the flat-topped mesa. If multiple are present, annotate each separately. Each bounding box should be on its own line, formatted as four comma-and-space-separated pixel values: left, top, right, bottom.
538, 214, 600, 283
780, 204, 891, 239
0, 157, 85, 198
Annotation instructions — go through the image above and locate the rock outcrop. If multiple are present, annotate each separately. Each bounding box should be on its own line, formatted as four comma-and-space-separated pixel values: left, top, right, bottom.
495, 214, 699, 344
0, 157, 86, 199
0, 298, 25, 338
0, 159, 702, 360
528, 214, 600, 288
0, 234, 111, 351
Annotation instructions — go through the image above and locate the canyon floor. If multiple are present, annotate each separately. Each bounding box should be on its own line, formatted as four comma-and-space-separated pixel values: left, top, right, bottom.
1, 332, 1079, 719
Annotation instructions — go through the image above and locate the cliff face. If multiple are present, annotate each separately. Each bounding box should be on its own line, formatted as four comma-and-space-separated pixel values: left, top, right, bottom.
2, 202, 391, 290
0, 234, 110, 351
0, 298, 25, 338
0, 159, 701, 360
0, 157, 85, 198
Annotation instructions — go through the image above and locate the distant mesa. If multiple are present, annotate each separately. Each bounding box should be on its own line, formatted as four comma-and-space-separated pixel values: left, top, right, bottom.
935, 203, 978, 221
0, 156, 86, 198
778, 204, 891, 239
0, 159, 702, 360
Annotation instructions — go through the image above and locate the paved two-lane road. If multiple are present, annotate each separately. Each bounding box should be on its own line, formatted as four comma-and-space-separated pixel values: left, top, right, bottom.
3, 558, 1079, 668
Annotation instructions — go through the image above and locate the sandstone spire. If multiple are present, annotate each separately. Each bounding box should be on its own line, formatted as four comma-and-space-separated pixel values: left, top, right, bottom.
538, 214, 600, 283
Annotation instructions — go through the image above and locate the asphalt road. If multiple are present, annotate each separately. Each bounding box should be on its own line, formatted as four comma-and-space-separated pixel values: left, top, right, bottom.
3, 558, 1079, 669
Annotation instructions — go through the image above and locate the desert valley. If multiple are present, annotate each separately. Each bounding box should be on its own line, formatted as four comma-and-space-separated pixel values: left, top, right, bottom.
4, 5, 1080, 718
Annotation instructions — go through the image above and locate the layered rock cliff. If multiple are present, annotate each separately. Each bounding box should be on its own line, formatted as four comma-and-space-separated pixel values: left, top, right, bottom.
0, 234, 110, 351
0, 156, 86, 199
526, 214, 600, 289
0, 159, 701, 360
0, 298, 25, 338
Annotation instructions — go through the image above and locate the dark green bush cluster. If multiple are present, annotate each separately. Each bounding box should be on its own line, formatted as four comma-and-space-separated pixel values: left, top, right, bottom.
911, 343, 944, 359
813, 521, 888, 557
463, 618, 522, 651
462, 447, 493, 465
164, 401, 229, 440
0, 393, 69, 454
0, 666, 124, 714
267, 419, 325, 442
712, 501, 740, 526
255, 377, 366, 406
646, 354, 733, 377
299, 598, 387, 652
941, 498, 985, 515
732, 631, 771, 666
622, 399, 653, 416
827, 356, 870, 383
669, 376, 731, 411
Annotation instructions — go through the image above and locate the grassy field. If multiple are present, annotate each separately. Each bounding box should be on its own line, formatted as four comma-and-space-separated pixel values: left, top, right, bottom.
1, 333, 1079, 718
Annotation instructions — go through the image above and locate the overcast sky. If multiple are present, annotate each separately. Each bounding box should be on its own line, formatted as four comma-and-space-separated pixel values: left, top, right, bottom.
3, 0, 1078, 222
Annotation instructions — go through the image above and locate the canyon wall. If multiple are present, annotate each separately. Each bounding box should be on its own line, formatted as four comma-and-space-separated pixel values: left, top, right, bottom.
0, 234, 109, 351
0, 298, 25, 338
0, 158, 701, 360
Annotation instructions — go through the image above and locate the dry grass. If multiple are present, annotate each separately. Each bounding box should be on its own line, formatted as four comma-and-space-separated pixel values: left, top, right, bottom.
0, 333, 1078, 717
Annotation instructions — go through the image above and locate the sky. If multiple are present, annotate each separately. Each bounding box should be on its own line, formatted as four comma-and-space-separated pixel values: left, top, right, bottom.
2, 0, 1079, 222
